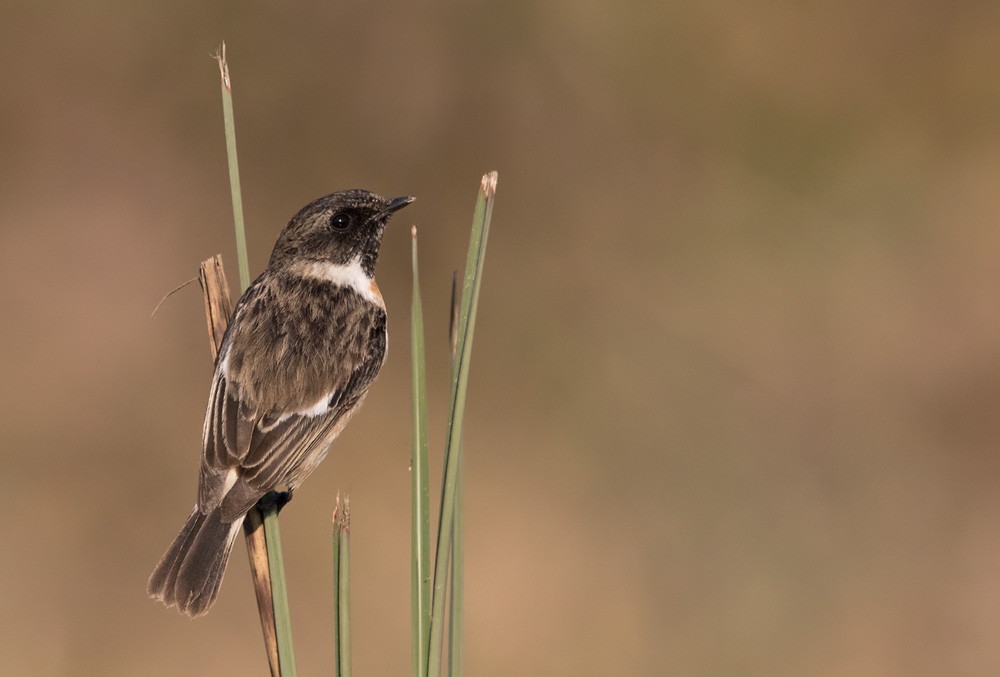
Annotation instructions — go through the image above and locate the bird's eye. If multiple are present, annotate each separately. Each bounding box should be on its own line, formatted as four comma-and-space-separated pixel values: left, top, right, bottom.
330, 212, 351, 230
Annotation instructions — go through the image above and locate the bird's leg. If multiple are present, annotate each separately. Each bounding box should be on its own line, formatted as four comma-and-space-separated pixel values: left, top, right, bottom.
256, 490, 294, 515
273, 490, 294, 514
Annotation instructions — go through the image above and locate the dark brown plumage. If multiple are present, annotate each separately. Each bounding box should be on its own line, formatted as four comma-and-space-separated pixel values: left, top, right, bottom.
148, 189, 413, 616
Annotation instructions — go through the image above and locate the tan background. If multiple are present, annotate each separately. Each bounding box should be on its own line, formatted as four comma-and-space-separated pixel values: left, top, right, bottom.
2, 2, 1000, 675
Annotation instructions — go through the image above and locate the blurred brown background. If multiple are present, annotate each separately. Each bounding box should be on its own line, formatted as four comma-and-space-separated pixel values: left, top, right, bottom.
2, 2, 1000, 675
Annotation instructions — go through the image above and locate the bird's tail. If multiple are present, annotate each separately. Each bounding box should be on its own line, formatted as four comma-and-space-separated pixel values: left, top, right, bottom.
147, 506, 244, 617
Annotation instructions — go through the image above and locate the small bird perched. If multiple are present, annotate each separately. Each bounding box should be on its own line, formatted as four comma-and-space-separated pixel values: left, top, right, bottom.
148, 189, 413, 617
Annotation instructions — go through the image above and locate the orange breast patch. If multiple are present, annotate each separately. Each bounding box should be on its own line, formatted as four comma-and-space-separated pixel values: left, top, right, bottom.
369, 279, 384, 307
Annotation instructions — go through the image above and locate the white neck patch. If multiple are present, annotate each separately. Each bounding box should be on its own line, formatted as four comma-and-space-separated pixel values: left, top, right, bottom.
291, 258, 383, 307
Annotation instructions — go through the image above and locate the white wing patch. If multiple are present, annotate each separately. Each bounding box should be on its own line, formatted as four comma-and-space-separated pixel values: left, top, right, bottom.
263, 390, 336, 429
222, 468, 239, 496
299, 393, 334, 418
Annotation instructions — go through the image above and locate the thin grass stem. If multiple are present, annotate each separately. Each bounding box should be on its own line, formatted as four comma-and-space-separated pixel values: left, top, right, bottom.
261, 494, 297, 676
447, 272, 464, 677
336, 498, 352, 677
216, 42, 250, 293
427, 171, 497, 676
411, 227, 432, 676
215, 45, 296, 677
332, 500, 342, 676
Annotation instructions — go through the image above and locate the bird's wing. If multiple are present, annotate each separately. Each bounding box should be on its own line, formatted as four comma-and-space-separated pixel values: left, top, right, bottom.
197, 361, 374, 518
197, 296, 386, 518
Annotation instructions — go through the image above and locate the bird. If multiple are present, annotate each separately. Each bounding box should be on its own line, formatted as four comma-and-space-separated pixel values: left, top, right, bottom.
148, 189, 413, 617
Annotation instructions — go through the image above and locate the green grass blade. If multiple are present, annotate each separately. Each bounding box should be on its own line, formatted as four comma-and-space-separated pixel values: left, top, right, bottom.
216, 42, 250, 293
411, 228, 432, 676
261, 494, 297, 676
216, 46, 293, 677
448, 272, 463, 677
332, 500, 342, 677
427, 171, 497, 676
333, 496, 351, 677
447, 453, 464, 677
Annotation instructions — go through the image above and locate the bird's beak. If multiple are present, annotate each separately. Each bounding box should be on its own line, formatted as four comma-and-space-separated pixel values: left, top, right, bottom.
383, 196, 415, 216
